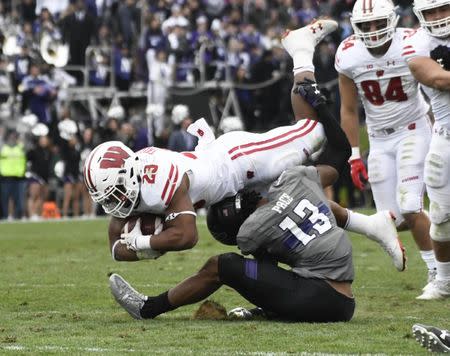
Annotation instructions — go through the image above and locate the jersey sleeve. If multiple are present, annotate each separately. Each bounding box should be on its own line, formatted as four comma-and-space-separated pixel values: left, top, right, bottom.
138, 149, 187, 214
402, 29, 430, 61
334, 36, 356, 78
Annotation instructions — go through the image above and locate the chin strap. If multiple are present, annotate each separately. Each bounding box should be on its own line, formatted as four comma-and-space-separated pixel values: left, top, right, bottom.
165, 211, 197, 222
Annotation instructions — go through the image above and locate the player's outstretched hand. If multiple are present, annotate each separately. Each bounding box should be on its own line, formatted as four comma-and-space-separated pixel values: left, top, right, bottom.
430, 45, 450, 70
349, 158, 368, 191
293, 78, 327, 109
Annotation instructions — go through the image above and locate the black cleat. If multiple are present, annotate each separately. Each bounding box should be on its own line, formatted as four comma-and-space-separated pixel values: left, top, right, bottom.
412, 324, 450, 353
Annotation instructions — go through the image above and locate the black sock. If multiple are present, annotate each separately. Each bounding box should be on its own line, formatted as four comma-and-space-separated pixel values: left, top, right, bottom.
140, 291, 175, 319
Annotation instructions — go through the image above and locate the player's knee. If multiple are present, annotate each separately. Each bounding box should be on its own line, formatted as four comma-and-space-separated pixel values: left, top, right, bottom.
199, 255, 220, 279
430, 220, 450, 242
398, 193, 422, 216
217, 252, 243, 282
429, 201, 450, 224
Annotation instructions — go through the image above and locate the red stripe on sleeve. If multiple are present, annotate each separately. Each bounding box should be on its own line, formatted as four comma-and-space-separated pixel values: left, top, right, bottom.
230, 121, 318, 160
228, 119, 311, 155
161, 164, 175, 201
165, 165, 179, 206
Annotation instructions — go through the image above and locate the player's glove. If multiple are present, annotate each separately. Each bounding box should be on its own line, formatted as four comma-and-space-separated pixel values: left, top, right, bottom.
293, 78, 327, 109
349, 158, 368, 191
430, 45, 450, 70
121, 219, 163, 259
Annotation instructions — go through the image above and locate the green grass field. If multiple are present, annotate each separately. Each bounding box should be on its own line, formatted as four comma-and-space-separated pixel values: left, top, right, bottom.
0, 215, 449, 355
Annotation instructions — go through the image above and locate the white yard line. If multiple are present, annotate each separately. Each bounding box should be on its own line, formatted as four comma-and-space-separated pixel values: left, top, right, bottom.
0, 345, 335, 355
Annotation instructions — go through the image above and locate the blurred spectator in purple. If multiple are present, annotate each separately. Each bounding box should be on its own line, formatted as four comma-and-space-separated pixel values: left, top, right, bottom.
84, 0, 98, 19
238, 24, 262, 52
227, 38, 250, 79
339, 12, 353, 40
88, 48, 109, 86
20, 62, 57, 125
190, 16, 213, 51
296, 0, 318, 26
143, 16, 167, 52
13, 45, 32, 92
32, 7, 53, 35
114, 44, 133, 91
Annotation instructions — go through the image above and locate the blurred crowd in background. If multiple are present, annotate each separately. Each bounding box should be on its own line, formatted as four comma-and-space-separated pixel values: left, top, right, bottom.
0, 0, 418, 220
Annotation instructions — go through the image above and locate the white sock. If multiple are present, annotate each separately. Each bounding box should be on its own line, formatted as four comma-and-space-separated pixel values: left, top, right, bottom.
420, 250, 437, 271
436, 260, 450, 281
293, 51, 315, 75
344, 210, 372, 235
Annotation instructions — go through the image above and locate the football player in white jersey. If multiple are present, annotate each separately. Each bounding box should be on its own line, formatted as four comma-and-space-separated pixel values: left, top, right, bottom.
84, 20, 405, 272
335, 0, 436, 290
402, 0, 450, 299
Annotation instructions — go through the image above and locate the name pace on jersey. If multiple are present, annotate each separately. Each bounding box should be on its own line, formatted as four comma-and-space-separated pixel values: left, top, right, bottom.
272, 193, 294, 214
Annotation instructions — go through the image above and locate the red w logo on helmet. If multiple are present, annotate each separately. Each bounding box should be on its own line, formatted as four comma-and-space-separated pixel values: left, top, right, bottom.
100, 146, 130, 169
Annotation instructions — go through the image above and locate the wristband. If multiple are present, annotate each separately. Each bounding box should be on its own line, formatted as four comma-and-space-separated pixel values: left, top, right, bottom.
349, 147, 361, 161
135, 234, 152, 251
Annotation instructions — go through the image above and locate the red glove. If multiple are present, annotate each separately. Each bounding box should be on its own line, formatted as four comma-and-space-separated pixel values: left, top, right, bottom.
349, 158, 368, 190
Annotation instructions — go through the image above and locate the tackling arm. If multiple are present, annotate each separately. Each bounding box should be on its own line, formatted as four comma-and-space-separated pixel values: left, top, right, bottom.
146, 174, 198, 251
408, 56, 450, 91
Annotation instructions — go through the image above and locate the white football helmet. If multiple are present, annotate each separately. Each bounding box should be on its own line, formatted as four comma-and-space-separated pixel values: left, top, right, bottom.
351, 0, 399, 48
83, 141, 140, 218
414, 0, 450, 37
219, 116, 244, 133
171, 104, 189, 125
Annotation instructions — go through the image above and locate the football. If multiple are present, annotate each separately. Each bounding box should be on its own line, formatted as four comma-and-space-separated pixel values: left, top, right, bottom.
123, 213, 165, 235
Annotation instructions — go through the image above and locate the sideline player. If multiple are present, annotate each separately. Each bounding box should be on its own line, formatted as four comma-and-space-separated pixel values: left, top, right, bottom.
109, 164, 356, 323
335, 0, 435, 289
84, 20, 404, 271
402, 0, 450, 299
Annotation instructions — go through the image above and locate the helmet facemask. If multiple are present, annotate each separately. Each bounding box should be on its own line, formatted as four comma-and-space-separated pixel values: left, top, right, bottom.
414, 2, 450, 38
90, 158, 141, 218
351, 12, 399, 48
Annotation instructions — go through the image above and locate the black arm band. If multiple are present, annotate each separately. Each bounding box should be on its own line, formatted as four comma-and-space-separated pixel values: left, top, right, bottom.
314, 102, 351, 173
